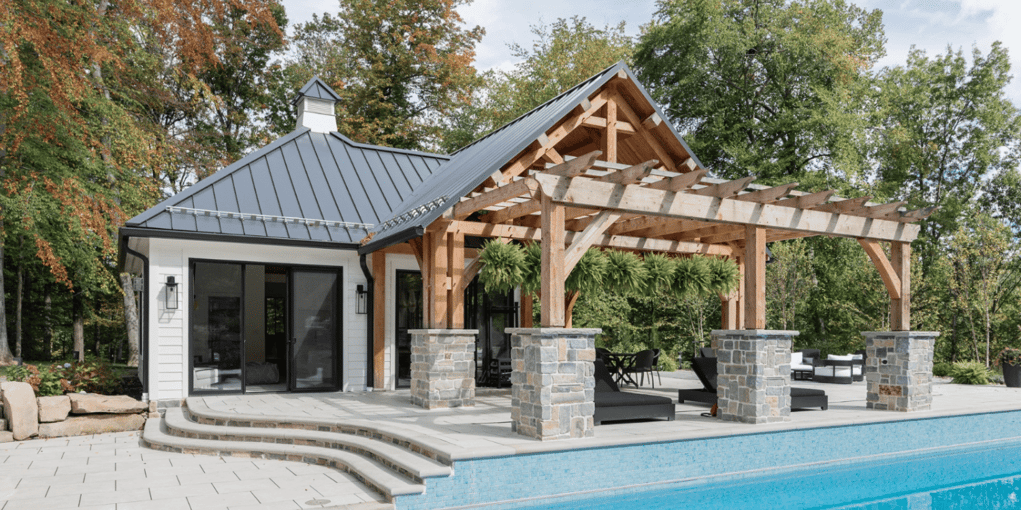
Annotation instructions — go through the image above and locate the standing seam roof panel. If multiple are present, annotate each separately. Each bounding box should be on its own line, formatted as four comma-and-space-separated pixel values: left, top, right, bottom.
232, 168, 268, 237
295, 133, 345, 242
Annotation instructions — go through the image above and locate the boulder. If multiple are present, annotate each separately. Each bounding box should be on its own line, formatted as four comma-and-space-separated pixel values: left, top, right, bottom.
0, 431, 12, 443
37, 395, 71, 423
0, 382, 38, 440
38, 414, 145, 438
68, 393, 147, 414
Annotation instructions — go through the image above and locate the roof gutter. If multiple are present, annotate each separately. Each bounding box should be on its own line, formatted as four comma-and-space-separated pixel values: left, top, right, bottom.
358, 226, 426, 255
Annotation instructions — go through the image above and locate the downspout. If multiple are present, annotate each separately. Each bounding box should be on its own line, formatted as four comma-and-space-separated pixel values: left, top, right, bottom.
123, 241, 150, 401
360, 253, 374, 391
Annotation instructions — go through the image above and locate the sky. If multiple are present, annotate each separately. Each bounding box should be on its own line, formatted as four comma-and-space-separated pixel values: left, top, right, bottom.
279, 0, 1021, 105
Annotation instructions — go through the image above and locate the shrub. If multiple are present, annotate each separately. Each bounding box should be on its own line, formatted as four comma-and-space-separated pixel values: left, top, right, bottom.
932, 361, 953, 377
950, 362, 991, 385
657, 352, 678, 372
998, 347, 1021, 367
7, 364, 64, 396
60, 359, 121, 395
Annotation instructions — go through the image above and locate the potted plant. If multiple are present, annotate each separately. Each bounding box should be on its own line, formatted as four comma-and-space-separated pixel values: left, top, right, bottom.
998, 347, 1021, 388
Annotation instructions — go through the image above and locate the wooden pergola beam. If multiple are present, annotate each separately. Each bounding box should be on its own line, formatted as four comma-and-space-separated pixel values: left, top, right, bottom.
564, 210, 623, 273
851, 201, 906, 218
453, 178, 539, 220
814, 196, 871, 213
446, 220, 735, 257
611, 90, 677, 172
774, 190, 835, 209
483, 153, 602, 224
581, 116, 637, 134
691, 176, 756, 198
883, 205, 937, 223
736, 183, 799, 204
532, 174, 921, 243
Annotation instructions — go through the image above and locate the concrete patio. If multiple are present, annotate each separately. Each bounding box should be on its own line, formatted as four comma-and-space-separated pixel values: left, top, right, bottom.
3, 372, 1021, 510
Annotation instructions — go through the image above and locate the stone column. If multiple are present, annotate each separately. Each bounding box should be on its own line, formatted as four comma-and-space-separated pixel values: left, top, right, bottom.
506, 328, 600, 441
409, 329, 478, 409
712, 329, 798, 424
863, 331, 939, 412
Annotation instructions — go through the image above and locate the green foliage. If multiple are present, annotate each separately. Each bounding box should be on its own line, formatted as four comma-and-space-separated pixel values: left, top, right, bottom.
672, 256, 711, 299
477, 240, 525, 294
657, 353, 678, 372
604, 250, 647, 296
950, 362, 991, 385
61, 359, 121, 395
635, 0, 884, 182
706, 257, 741, 295
932, 362, 953, 378
521, 243, 543, 295
565, 249, 607, 294
998, 347, 1021, 367
282, 0, 484, 150
6, 364, 63, 397
643, 254, 675, 295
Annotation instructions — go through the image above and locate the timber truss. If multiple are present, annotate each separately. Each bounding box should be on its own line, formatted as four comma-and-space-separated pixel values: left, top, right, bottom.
373, 68, 931, 371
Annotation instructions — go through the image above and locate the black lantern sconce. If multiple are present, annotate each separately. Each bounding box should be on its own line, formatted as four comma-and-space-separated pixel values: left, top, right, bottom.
165, 276, 179, 310
356, 284, 368, 314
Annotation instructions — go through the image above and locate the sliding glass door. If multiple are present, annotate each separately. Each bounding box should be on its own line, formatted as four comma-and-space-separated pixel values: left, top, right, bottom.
192, 262, 244, 392
290, 269, 341, 390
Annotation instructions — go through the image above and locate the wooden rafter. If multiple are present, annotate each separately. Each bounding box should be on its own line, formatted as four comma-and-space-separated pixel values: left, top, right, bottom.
814, 196, 870, 213
582, 116, 636, 134
851, 201, 906, 217
564, 210, 623, 273
611, 90, 678, 172
483, 152, 601, 224
883, 205, 937, 223
691, 176, 756, 198
774, 190, 835, 209
735, 183, 799, 204
453, 178, 539, 220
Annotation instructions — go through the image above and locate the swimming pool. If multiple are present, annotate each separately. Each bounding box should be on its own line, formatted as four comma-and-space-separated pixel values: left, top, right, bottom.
507, 438, 1021, 509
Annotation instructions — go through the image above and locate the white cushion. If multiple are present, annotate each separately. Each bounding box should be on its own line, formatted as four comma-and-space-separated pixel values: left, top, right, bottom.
828, 354, 854, 361
852, 354, 864, 360
791, 363, 813, 371
791, 352, 803, 365
814, 366, 852, 378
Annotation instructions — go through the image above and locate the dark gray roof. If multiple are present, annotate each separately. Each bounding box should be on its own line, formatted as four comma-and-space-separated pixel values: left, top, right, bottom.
292, 77, 342, 103
359, 61, 702, 254
124, 128, 449, 245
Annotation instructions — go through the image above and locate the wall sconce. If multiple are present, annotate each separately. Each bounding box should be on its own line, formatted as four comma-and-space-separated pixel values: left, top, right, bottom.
356, 284, 368, 314
165, 276, 179, 310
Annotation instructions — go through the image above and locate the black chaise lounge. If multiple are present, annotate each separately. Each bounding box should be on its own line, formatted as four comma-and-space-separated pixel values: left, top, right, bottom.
594, 359, 675, 425
678, 357, 828, 411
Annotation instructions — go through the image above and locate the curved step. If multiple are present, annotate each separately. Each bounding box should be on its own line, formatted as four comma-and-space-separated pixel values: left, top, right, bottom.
142, 417, 425, 500
185, 397, 462, 463
165, 407, 451, 482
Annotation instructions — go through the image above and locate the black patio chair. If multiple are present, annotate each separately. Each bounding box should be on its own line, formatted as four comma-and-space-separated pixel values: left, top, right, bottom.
651, 348, 663, 387
623, 349, 657, 388
678, 357, 828, 411
699, 347, 716, 358
593, 359, 675, 425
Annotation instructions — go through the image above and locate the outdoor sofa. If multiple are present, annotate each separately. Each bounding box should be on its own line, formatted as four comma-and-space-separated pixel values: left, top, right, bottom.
679, 357, 828, 410
593, 359, 676, 425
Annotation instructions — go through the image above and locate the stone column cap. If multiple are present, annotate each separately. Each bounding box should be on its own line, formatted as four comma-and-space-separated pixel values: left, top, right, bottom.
861, 331, 941, 337
711, 329, 800, 336
407, 329, 480, 335
505, 328, 602, 335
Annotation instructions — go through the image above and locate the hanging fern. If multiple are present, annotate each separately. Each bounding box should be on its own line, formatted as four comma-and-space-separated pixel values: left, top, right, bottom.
566, 248, 607, 294
707, 257, 741, 295
673, 255, 711, 298
604, 250, 647, 296
521, 242, 542, 295
477, 239, 525, 294
642, 253, 675, 295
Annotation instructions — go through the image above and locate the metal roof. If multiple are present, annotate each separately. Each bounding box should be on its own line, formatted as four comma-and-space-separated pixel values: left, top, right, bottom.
124, 128, 449, 245
292, 77, 342, 103
359, 61, 703, 254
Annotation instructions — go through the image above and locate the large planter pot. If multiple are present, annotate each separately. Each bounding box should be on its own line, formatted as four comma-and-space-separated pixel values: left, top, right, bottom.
1004, 363, 1021, 388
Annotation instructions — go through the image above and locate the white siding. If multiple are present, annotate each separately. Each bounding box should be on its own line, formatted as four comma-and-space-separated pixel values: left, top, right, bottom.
144, 238, 369, 402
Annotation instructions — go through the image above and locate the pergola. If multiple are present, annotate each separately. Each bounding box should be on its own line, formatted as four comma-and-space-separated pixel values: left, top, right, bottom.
365, 64, 935, 436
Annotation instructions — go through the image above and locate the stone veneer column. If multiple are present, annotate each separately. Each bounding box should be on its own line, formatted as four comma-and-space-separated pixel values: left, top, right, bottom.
862, 331, 939, 412
409, 329, 479, 409
506, 328, 600, 441
712, 329, 798, 424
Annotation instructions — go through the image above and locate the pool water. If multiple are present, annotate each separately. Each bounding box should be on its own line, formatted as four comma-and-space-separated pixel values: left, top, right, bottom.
511, 439, 1021, 509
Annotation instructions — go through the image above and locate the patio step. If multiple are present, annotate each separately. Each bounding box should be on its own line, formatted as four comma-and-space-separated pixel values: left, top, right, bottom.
142, 416, 427, 501
184, 397, 459, 464
163, 406, 452, 483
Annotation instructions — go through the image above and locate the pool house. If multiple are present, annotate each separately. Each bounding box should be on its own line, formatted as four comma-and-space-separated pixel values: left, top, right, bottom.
120, 62, 935, 430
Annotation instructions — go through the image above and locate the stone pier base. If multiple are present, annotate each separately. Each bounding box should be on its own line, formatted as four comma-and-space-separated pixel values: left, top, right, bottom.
409, 329, 478, 409
506, 328, 600, 441
712, 329, 798, 424
863, 331, 939, 412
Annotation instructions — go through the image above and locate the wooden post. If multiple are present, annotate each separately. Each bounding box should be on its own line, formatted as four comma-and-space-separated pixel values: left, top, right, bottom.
541, 193, 566, 327
744, 227, 766, 329
448, 232, 465, 328
521, 293, 533, 328
372, 252, 386, 389
602, 96, 617, 163
720, 293, 738, 330
891, 242, 911, 331
422, 231, 449, 328
565, 291, 580, 328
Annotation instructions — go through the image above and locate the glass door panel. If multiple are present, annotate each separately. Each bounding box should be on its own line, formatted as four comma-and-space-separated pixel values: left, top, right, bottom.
395, 271, 423, 388
192, 262, 244, 392
290, 270, 340, 390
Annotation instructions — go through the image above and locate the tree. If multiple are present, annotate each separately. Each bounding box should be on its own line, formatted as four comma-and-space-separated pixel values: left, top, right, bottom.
947, 213, 1021, 367
482, 17, 635, 131
634, 0, 884, 184
281, 0, 484, 151
874, 44, 1021, 269
766, 239, 814, 330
